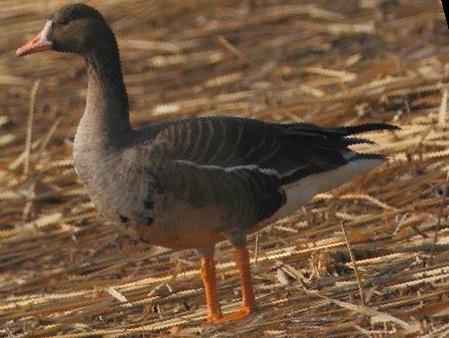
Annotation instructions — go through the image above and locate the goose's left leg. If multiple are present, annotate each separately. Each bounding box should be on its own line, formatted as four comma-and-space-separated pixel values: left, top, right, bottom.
197, 246, 223, 323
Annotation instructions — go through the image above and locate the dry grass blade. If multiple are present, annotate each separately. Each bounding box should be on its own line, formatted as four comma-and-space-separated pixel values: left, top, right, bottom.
430, 171, 449, 265
304, 289, 413, 330
439, 88, 448, 128
23, 80, 40, 177
339, 221, 365, 305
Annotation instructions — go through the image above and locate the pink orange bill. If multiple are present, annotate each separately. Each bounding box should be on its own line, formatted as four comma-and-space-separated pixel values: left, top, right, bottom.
16, 21, 53, 57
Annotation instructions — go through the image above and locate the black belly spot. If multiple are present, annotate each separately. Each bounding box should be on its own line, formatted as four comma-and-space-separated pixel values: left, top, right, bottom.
143, 198, 154, 209
146, 217, 154, 226
119, 215, 128, 223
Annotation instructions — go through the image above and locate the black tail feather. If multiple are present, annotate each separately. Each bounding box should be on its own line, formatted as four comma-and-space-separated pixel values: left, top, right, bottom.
345, 137, 376, 146
336, 123, 400, 135
349, 153, 388, 161
286, 122, 399, 138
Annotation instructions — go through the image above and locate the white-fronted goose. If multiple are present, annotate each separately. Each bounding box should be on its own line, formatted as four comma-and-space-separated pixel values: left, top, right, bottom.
17, 3, 397, 324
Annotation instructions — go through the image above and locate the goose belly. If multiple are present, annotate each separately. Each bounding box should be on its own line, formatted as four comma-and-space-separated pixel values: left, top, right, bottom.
74, 157, 225, 249
132, 200, 226, 250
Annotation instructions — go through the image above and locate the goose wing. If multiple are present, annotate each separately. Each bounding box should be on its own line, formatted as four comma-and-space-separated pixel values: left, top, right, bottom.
149, 116, 396, 183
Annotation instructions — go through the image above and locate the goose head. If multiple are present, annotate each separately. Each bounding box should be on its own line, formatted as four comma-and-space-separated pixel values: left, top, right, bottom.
17, 3, 113, 57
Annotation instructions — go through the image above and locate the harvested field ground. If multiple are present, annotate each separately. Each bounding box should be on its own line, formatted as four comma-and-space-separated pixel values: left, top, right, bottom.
1, 0, 449, 337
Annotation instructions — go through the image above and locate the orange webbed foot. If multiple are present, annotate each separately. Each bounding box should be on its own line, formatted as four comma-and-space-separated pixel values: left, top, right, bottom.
211, 305, 255, 323
201, 313, 223, 327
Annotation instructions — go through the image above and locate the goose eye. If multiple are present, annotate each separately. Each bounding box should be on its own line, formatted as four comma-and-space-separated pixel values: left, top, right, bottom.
59, 18, 69, 25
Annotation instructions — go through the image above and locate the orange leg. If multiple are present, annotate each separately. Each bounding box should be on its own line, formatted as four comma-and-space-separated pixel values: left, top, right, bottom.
217, 245, 256, 322
200, 257, 223, 322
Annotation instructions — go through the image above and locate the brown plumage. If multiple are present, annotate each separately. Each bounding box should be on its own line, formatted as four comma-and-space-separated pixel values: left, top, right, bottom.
17, 3, 398, 324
